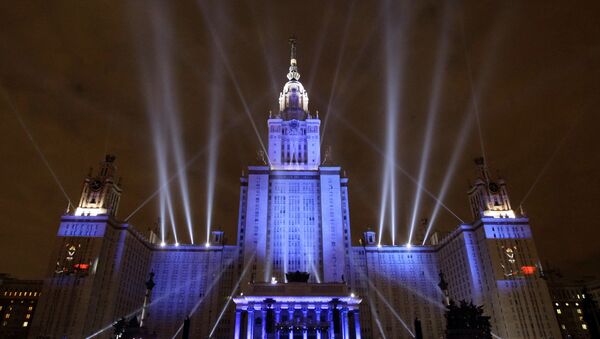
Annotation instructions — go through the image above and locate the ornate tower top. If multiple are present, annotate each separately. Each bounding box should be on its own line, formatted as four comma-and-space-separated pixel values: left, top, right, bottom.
74, 154, 122, 217
468, 157, 515, 220
278, 35, 309, 120
268, 37, 321, 170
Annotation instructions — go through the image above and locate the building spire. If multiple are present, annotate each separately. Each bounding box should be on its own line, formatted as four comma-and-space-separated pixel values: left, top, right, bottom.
289, 35, 297, 59
287, 35, 300, 81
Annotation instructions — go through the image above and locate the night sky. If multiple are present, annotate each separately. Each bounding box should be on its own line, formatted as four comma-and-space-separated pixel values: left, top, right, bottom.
1, 1, 599, 280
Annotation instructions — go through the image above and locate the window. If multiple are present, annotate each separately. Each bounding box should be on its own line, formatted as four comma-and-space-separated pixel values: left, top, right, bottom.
22, 321, 28, 327
577, 309, 582, 314
556, 309, 562, 314
582, 324, 588, 330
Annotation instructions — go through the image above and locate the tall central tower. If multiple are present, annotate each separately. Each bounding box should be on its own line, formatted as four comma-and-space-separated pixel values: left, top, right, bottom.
237, 38, 350, 285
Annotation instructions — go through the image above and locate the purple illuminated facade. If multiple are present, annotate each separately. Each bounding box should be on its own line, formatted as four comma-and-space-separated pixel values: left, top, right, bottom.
28, 41, 562, 339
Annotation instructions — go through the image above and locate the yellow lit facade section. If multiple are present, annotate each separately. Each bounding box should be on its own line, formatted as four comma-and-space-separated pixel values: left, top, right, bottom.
0, 275, 42, 338
74, 155, 122, 217
468, 158, 516, 220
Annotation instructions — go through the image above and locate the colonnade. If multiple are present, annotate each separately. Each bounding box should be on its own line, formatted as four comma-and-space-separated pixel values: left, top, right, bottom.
234, 301, 361, 339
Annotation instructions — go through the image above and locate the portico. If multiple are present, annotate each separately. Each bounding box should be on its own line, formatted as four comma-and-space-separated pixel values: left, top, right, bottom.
233, 282, 361, 339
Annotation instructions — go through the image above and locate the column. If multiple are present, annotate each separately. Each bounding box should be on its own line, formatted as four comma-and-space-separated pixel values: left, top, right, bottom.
235, 310, 242, 339
262, 308, 267, 339
275, 308, 281, 339
248, 307, 255, 339
288, 307, 294, 339
342, 308, 349, 339
315, 307, 322, 339
328, 306, 335, 339
353, 310, 361, 339
302, 308, 308, 339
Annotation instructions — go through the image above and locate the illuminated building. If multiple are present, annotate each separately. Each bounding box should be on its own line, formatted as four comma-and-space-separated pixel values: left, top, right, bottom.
238, 37, 348, 288
29, 156, 237, 338
29, 39, 561, 338
0, 274, 43, 338
546, 270, 600, 338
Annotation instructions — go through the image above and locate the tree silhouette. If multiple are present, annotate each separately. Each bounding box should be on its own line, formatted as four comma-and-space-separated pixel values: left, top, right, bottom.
445, 300, 492, 339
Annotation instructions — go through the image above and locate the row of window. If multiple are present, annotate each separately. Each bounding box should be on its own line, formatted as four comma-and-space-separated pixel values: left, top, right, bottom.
555, 301, 581, 307
0, 320, 28, 327
560, 323, 589, 330
1, 291, 39, 297
555, 307, 582, 314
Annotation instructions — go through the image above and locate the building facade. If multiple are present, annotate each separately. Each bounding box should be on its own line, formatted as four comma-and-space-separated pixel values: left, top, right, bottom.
546, 271, 600, 338
0, 274, 43, 339
29, 40, 562, 339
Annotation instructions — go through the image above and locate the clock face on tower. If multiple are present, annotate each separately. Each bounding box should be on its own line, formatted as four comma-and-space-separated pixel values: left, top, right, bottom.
488, 182, 499, 193
90, 179, 103, 192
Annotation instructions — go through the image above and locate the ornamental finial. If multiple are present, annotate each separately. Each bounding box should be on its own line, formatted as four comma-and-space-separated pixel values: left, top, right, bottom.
287, 35, 300, 80
289, 34, 297, 62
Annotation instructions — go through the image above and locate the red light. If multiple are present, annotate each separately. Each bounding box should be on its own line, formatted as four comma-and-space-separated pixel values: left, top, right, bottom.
520, 266, 536, 275
74, 263, 90, 270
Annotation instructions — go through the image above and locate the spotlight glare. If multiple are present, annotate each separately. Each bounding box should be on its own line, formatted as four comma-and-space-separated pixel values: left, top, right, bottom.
423, 107, 476, 244
160, 241, 166, 247
137, 7, 185, 245
409, 7, 450, 246
377, 167, 390, 246
205, 242, 210, 248
197, 2, 270, 168
205, 53, 222, 245
382, 0, 413, 247
162, 57, 195, 245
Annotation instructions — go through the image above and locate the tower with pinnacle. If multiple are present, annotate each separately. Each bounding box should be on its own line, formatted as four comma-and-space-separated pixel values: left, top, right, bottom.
268, 36, 321, 170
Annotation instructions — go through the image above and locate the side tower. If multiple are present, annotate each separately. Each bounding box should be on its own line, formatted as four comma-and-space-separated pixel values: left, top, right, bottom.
29, 156, 151, 339
441, 158, 561, 338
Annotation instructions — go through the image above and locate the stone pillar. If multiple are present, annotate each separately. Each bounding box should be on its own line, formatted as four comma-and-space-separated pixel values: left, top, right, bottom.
235, 309, 242, 339
353, 309, 361, 339
315, 307, 322, 339
262, 308, 267, 339
342, 308, 349, 339
328, 306, 335, 339
302, 307, 308, 339
275, 308, 281, 339
248, 307, 255, 339
288, 307, 294, 339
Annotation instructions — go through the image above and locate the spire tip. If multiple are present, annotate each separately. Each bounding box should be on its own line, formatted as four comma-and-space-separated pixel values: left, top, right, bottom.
286, 35, 300, 80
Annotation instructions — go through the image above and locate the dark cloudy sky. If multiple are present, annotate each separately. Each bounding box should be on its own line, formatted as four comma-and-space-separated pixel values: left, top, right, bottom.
0, 0, 599, 280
